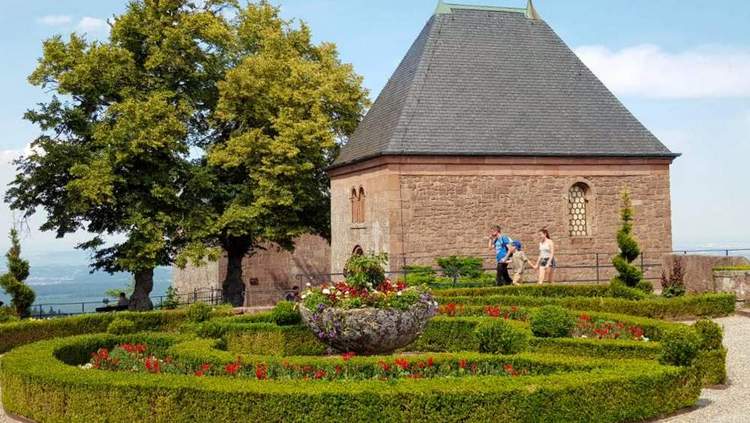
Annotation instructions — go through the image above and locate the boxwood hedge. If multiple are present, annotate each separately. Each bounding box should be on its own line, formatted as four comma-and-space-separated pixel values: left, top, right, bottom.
0, 334, 702, 423
436, 292, 736, 319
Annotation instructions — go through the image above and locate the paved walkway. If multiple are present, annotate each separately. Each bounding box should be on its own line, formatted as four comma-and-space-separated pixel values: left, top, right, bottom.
657, 314, 750, 423
2, 315, 749, 423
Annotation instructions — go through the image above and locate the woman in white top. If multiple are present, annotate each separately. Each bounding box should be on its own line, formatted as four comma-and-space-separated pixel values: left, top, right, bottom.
535, 228, 556, 284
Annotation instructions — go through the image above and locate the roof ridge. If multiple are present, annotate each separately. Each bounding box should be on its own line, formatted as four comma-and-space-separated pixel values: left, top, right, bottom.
435, 1, 528, 16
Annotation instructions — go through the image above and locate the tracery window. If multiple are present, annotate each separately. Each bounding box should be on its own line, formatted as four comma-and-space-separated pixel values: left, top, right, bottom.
351, 187, 365, 224
568, 183, 589, 236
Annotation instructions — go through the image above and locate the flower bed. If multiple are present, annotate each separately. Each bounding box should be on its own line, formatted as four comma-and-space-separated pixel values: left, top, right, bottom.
1, 334, 702, 422
435, 292, 736, 319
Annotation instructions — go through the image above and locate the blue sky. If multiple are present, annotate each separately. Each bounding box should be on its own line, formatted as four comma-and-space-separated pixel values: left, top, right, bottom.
1, 0, 749, 262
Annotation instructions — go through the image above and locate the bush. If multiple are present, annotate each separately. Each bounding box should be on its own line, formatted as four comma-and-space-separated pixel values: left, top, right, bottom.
107, 318, 137, 335
186, 302, 212, 323
611, 191, 643, 287
0, 334, 703, 423
436, 256, 483, 281
438, 284, 646, 300
660, 326, 700, 366
692, 319, 723, 350
475, 319, 529, 354
402, 265, 437, 285
0, 305, 18, 323
344, 252, 387, 289
635, 280, 654, 294
530, 305, 575, 338
437, 292, 736, 319
662, 258, 686, 298
608, 280, 649, 300
270, 301, 301, 326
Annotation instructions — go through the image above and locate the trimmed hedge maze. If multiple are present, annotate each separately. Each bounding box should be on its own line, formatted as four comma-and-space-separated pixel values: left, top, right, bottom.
0, 285, 734, 422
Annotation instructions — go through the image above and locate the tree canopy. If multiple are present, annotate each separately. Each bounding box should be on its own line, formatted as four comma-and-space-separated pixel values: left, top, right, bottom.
7, 0, 368, 309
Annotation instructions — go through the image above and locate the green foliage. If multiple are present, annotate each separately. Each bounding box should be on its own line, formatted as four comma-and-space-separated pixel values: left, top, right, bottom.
186, 302, 212, 323
0, 229, 35, 316
608, 280, 649, 300
612, 190, 644, 287
695, 348, 728, 385
635, 280, 654, 294
436, 256, 483, 281
161, 286, 180, 310
402, 265, 437, 285
659, 326, 701, 366
0, 306, 18, 323
0, 334, 704, 422
438, 292, 736, 319
438, 284, 646, 300
105, 280, 135, 300
475, 319, 530, 354
344, 252, 387, 289
662, 258, 686, 298
530, 305, 575, 338
692, 319, 723, 350
713, 265, 750, 271
106, 318, 137, 335
270, 301, 301, 326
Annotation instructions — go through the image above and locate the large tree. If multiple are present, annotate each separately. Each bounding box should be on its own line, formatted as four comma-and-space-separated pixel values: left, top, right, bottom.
177, 3, 368, 306
6, 0, 233, 310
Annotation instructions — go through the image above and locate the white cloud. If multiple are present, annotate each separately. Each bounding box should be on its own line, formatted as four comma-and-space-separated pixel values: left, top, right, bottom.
37, 15, 73, 26
75, 17, 108, 33
574, 44, 750, 99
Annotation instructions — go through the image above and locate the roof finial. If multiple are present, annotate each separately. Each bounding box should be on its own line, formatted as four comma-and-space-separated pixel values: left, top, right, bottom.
526, 0, 540, 20
435, 0, 451, 15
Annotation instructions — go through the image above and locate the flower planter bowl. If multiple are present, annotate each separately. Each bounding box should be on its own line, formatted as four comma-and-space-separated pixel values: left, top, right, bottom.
300, 300, 438, 355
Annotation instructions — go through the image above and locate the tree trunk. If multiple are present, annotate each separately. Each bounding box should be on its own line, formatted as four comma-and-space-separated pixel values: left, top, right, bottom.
223, 237, 252, 307
129, 268, 154, 311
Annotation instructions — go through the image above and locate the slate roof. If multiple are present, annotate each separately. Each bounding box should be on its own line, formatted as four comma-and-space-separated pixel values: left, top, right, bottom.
332, 3, 678, 167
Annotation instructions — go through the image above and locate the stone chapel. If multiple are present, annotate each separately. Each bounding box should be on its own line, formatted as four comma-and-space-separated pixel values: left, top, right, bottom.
174, 1, 678, 305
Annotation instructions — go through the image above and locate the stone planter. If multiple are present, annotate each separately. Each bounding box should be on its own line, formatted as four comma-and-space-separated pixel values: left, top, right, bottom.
300, 300, 438, 355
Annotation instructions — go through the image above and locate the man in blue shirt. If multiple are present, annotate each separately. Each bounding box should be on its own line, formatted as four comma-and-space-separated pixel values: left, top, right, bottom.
488, 225, 514, 286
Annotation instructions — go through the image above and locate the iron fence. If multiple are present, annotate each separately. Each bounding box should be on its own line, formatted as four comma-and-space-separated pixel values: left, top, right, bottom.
29, 288, 224, 319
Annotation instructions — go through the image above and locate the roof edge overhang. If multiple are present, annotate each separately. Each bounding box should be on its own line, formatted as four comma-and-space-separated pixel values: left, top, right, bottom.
328, 151, 680, 173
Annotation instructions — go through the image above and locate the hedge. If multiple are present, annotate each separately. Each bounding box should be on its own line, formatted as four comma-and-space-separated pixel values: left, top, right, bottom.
436, 293, 736, 319
0, 307, 233, 354
437, 284, 646, 300
0, 334, 701, 422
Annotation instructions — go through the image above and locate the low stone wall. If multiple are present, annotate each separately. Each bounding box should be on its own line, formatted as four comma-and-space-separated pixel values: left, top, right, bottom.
659, 255, 750, 293
713, 269, 750, 302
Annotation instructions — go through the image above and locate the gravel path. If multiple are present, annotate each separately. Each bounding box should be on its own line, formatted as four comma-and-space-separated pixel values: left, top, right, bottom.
657, 314, 750, 423
1, 315, 749, 423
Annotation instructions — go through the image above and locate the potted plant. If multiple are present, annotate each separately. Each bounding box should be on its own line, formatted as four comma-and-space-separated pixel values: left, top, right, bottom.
300, 252, 437, 355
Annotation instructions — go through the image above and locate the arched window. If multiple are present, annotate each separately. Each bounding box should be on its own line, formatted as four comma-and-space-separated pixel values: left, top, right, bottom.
568, 183, 590, 236
358, 187, 366, 223
352, 245, 364, 256
350, 188, 359, 223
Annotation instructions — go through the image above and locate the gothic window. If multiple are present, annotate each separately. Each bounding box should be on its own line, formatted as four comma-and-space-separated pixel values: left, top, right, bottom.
358, 187, 366, 223
568, 183, 589, 236
351, 187, 366, 224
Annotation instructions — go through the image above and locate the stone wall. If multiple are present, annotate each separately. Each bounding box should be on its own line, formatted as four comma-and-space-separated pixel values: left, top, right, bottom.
713, 269, 750, 301
660, 255, 750, 293
172, 235, 331, 307
330, 156, 674, 283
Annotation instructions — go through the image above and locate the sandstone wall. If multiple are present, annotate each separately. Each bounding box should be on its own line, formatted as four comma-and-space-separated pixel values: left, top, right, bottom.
330, 156, 674, 284
660, 254, 750, 293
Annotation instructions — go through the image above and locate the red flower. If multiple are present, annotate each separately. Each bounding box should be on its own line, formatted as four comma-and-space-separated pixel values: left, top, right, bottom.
503, 364, 519, 376
200, 363, 211, 372
579, 313, 591, 322
194, 370, 205, 377
395, 358, 410, 370
629, 326, 644, 340
335, 365, 342, 375
225, 361, 241, 376
97, 348, 109, 360
458, 359, 467, 369
378, 361, 391, 371
255, 364, 267, 380
341, 351, 356, 361
484, 306, 501, 318
314, 369, 326, 379
144, 356, 160, 373
427, 357, 434, 368
417, 361, 426, 369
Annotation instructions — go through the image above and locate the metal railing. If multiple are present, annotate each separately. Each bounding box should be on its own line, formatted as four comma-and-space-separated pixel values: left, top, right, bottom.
295, 247, 750, 287
29, 288, 224, 319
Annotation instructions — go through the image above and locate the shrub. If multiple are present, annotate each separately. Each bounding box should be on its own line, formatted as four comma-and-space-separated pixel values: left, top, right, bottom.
186, 302, 212, 323
107, 318, 137, 335
611, 190, 643, 288
270, 301, 301, 326
0, 229, 35, 317
530, 305, 575, 338
0, 305, 18, 323
402, 265, 437, 285
635, 280, 654, 294
475, 319, 529, 354
660, 326, 700, 366
0, 334, 703, 423
161, 286, 180, 310
662, 258, 686, 298
608, 280, 648, 300
344, 251, 387, 289
692, 319, 723, 350
436, 256, 483, 282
